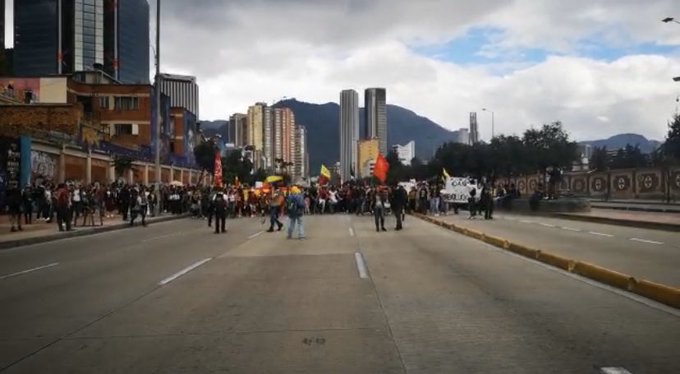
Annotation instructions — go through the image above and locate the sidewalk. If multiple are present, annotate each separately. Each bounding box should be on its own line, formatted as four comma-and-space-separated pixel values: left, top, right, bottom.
589, 200, 680, 214
556, 210, 680, 231
0, 213, 188, 249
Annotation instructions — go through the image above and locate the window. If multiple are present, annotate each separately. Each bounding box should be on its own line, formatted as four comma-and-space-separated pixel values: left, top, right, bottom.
114, 124, 139, 136
98, 96, 109, 109
114, 96, 139, 111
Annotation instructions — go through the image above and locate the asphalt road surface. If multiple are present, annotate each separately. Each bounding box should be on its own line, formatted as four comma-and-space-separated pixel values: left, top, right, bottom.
0, 214, 678, 373
437, 212, 680, 287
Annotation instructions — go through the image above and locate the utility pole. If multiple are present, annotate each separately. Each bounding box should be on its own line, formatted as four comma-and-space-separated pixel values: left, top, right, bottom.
154, 0, 162, 216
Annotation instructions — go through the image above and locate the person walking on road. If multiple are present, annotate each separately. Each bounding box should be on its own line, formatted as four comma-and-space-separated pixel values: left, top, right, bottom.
372, 187, 388, 232
286, 186, 306, 239
391, 184, 407, 231
266, 190, 284, 232
213, 188, 228, 234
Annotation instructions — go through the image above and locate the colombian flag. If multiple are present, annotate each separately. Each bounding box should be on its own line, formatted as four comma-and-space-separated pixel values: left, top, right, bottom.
319, 164, 331, 185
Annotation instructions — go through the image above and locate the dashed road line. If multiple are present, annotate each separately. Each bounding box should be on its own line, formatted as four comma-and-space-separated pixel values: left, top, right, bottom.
0, 262, 59, 280
561, 226, 582, 232
159, 258, 212, 286
600, 367, 633, 374
539, 223, 556, 228
354, 252, 369, 279
630, 238, 663, 245
248, 231, 264, 240
349, 227, 355, 237
589, 231, 614, 238
519, 220, 534, 224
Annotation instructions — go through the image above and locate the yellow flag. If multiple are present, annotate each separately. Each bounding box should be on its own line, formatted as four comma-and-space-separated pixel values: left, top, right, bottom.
442, 168, 450, 179
266, 175, 283, 183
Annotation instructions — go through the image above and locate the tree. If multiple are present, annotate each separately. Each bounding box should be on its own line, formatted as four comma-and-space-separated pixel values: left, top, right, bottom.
111, 155, 134, 179
193, 140, 218, 175
661, 113, 680, 163
522, 122, 578, 173
590, 146, 609, 171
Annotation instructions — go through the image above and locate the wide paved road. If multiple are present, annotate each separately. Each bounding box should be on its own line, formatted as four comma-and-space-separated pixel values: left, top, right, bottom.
0, 214, 678, 373
437, 212, 680, 287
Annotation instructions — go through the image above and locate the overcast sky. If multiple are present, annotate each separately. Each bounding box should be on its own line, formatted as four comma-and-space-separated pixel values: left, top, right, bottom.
5, 0, 680, 141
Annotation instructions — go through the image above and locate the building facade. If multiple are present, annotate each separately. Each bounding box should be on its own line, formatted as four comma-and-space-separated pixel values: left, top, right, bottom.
469, 112, 479, 144
13, 0, 148, 82
158, 73, 199, 118
456, 128, 470, 145
293, 125, 307, 182
262, 106, 273, 169
104, 0, 150, 83
273, 107, 295, 164
392, 140, 415, 166
358, 138, 379, 178
247, 102, 266, 153
228, 113, 247, 147
364, 88, 387, 155
339, 89, 359, 181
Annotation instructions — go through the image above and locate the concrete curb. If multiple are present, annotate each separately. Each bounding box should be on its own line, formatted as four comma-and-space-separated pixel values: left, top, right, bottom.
413, 213, 680, 309
0, 215, 190, 250
551, 213, 680, 232
590, 204, 680, 214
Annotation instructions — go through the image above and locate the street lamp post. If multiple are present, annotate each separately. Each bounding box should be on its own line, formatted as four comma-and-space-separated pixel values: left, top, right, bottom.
482, 108, 495, 139
154, 0, 161, 216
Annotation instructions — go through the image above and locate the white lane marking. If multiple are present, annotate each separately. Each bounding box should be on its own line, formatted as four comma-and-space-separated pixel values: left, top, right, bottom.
0, 262, 59, 280
349, 227, 355, 237
248, 231, 264, 240
600, 367, 633, 374
159, 258, 212, 286
589, 231, 614, 238
479, 241, 680, 318
561, 226, 582, 232
520, 220, 534, 224
539, 223, 556, 228
354, 252, 369, 279
630, 238, 663, 245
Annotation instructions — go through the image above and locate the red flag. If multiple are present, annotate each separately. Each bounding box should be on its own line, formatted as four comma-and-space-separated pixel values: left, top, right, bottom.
373, 153, 389, 184
213, 151, 223, 188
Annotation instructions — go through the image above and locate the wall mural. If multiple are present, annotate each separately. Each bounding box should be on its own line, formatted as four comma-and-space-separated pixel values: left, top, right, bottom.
31, 151, 57, 183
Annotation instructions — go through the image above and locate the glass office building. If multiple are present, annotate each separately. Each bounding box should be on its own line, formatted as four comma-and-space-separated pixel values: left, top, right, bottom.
13, 0, 149, 82
105, 0, 149, 83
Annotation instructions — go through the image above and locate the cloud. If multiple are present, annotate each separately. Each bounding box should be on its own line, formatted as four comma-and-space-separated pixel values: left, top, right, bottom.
152, 0, 680, 142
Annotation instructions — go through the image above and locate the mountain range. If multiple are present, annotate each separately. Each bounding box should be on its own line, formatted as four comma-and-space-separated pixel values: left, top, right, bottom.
200, 100, 662, 173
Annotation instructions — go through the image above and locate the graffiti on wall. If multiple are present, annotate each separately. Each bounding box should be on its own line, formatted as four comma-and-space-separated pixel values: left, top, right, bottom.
31, 151, 57, 182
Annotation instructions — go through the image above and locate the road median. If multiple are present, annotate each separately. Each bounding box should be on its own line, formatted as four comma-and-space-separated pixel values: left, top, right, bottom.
413, 213, 680, 309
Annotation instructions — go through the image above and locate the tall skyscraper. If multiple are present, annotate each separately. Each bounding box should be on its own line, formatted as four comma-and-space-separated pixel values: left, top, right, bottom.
104, 0, 150, 83
262, 106, 274, 169
13, 0, 149, 82
273, 107, 295, 163
228, 113, 247, 147
247, 103, 266, 152
469, 112, 479, 144
159, 74, 199, 118
365, 88, 387, 155
293, 125, 307, 181
456, 128, 470, 145
339, 89, 359, 181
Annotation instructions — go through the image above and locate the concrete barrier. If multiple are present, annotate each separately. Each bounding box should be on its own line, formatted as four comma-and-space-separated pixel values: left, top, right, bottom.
632, 279, 680, 309
572, 261, 635, 290
536, 251, 574, 271
409, 212, 680, 310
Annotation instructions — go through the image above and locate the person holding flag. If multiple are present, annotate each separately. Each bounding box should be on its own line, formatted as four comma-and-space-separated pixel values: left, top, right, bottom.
319, 164, 331, 186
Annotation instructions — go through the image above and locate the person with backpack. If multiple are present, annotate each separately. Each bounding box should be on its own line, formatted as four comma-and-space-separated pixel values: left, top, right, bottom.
213, 187, 228, 234
285, 186, 306, 240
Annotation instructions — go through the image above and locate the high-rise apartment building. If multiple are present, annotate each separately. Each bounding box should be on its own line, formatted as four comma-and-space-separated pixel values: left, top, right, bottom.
456, 128, 470, 145
262, 106, 274, 169
158, 74, 199, 118
293, 125, 307, 182
13, 0, 149, 83
339, 89, 359, 181
469, 112, 479, 144
364, 88, 387, 155
228, 113, 247, 147
392, 141, 415, 166
273, 107, 295, 163
247, 103, 266, 152
358, 138, 380, 179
